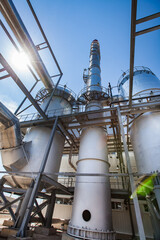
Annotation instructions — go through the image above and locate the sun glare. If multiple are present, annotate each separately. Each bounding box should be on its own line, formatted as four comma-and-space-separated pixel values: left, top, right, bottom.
11, 50, 30, 71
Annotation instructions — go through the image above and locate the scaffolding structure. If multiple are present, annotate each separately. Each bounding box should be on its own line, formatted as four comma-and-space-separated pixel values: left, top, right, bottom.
0, 0, 160, 239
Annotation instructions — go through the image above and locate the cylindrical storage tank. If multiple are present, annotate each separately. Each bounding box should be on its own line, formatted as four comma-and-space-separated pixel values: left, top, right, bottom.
130, 111, 160, 173
68, 102, 115, 239
2, 86, 76, 189
118, 67, 160, 174
118, 67, 160, 99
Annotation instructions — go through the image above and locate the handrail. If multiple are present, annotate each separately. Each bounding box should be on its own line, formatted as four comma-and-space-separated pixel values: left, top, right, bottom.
118, 66, 154, 87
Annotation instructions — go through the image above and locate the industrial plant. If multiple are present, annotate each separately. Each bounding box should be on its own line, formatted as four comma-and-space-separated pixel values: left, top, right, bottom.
0, 0, 160, 239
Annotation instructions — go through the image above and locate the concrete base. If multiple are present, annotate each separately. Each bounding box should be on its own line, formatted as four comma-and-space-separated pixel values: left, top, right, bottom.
0, 228, 32, 239
1, 228, 17, 238
7, 237, 32, 240
3, 220, 14, 227
32, 227, 61, 240
34, 227, 56, 236
33, 233, 61, 240
62, 233, 77, 240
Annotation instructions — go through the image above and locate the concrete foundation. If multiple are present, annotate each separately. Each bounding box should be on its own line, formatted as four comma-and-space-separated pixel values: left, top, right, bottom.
62, 233, 77, 239
0, 228, 32, 238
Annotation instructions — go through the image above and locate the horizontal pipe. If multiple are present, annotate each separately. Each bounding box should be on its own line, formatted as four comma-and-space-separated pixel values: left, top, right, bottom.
0, 0, 53, 90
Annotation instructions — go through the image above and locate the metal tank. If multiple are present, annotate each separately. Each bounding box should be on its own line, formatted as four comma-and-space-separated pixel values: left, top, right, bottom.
118, 67, 160, 239
130, 111, 160, 173
118, 67, 160, 174
1, 86, 76, 188
68, 40, 115, 240
118, 66, 160, 99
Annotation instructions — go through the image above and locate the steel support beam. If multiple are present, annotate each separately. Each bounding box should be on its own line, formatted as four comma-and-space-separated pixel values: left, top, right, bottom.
14, 181, 34, 228
0, 194, 24, 212
128, 198, 135, 239
117, 106, 146, 240
31, 200, 49, 218
34, 199, 46, 224
15, 81, 38, 115
146, 197, 160, 240
15, 199, 23, 218
26, 0, 63, 76
42, 175, 71, 195
136, 12, 160, 24
58, 121, 79, 151
0, 54, 47, 120
0, 74, 10, 80
17, 117, 58, 237
45, 190, 56, 227
44, 75, 62, 113
129, 0, 137, 106
136, 25, 160, 36
0, 0, 53, 90
0, 192, 16, 222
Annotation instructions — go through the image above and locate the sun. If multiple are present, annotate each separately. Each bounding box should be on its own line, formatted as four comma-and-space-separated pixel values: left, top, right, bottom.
11, 50, 31, 71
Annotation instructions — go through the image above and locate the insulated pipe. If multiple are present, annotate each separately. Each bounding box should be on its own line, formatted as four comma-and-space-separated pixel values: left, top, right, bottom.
86, 39, 102, 93
0, 101, 21, 149
0, 0, 53, 90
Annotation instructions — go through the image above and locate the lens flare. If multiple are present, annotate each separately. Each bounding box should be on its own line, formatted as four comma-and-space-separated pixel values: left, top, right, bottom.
130, 173, 157, 199
11, 50, 30, 71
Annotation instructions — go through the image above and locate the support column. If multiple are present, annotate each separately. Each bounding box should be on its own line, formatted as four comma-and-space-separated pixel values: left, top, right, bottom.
44, 190, 56, 228
128, 198, 135, 239
153, 175, 160, 211
17, 117, 58, 237
117, 107, 146, 240
14, 181, 34, 228
146, 196, 160, 240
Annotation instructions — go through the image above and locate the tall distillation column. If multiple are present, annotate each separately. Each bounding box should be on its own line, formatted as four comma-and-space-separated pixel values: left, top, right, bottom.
68, 40, 115, 240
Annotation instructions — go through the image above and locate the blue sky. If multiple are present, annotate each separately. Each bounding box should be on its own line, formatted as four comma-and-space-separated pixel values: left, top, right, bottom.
0, 0, 160, 175
0, 0, 160, 114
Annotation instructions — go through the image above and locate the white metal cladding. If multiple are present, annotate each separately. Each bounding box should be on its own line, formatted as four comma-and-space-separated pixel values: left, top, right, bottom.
42, 96, 72, 116
1, 96, 72, 188
118, 68, 160, 99
130, 111, 160, 174
87, 40, 102, 93
68, 102, 114, 239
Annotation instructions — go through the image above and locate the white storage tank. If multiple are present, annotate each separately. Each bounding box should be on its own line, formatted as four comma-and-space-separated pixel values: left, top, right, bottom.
118, 67, 160, 174
118, 66, 160, 100
1, 86, 76, 189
